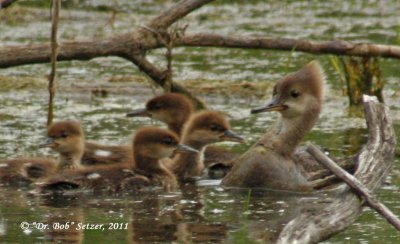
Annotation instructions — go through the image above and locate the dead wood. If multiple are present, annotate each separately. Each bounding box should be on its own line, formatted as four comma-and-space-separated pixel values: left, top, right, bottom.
277, 95, 397, 243
0, 0, 211, 109
307, 143, 400, 231
176, 34, 400, 59
1, 0, 400, 109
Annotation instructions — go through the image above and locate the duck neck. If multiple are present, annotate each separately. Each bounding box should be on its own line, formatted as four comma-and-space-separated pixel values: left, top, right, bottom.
173, 137, 207, 179
58, 150, 83, 171
135, 154, 164, 175
260, 108, 320, 156
168, 112, 191, 136
168, 123, 184, 137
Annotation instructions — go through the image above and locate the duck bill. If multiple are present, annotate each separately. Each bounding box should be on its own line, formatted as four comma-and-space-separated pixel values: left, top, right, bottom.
38, 137, 56, 148
174, 144, 199, 154
126, 108, 149, 117
251, 97, 287, 114
220, 130, 245, 143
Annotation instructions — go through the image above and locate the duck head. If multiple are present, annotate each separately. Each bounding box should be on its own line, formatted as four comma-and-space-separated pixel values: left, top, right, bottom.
251, 61, 324, 119
182, 111, 244, 147
133, 127, 197, 161
127, 93, 193, 134
40, 120, 85, 155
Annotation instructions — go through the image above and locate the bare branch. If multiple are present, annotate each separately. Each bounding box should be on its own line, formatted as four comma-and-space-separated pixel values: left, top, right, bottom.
148, 0, 214, 30
307, 144, 400, 231
177, 34, 400, 59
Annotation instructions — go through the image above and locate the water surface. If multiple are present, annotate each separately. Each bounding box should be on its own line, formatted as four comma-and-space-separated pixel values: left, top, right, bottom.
1, 0, 399, 243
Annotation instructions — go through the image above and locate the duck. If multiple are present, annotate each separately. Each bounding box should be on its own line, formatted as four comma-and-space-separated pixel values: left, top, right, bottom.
221, 61, 324, 191
39, 120, 85, 170
0, 157, 57, 186
168, 110, 244, 181
126, 93, 193, 136
126, 93, 239, 169
37, 127, 198, 193
0, 120, 85, 186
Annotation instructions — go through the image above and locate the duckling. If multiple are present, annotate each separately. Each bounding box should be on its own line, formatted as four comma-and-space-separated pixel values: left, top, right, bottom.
40, 120, 85, 170
221, 61, 324, 191
0, 157, 57, 186
0, 121, 84, 186
126, 93, 193, 136
170, 111, 244, 181
38, 127, 198, 193
126, 93, 238, 168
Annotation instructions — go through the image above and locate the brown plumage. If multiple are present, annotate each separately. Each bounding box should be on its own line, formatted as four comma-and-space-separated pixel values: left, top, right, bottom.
38, 127, 197, 193
126, 93, 239, 170
48, 119, 132, 166
0, 157, 57, 186
127, 93, 194, 136
221, 61, 325, 191
82, 142, 132, 166
170, 111, 244, 181
41, 120, 85, 170
0, 120, 86, 186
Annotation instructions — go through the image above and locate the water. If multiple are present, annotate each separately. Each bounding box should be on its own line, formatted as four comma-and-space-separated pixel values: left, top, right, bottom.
1, 0, 399, 243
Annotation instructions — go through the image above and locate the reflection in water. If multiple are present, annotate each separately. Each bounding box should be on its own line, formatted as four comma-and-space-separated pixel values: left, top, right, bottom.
45, 208, 84, 244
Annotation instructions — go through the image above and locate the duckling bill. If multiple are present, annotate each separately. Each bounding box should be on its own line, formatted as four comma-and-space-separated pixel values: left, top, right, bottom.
126, 93, 241, 173
38, 127, 198, 193
221, 61, 325, 191
169, 110, 244, 181
0, 121, 85, 186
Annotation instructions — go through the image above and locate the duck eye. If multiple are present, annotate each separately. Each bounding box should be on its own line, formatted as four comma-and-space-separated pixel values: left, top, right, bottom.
148, 102, 162, 110
162, 137, 175, 145
290, 90, 300, 98
209, 124, 220, 132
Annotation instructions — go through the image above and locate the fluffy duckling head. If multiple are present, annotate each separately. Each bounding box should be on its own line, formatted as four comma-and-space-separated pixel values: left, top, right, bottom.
40, 121, 85, 155
133, 127, 197, 160
251, 61, 324, 119
127, 93, 193, 133
182, 111, 244, 146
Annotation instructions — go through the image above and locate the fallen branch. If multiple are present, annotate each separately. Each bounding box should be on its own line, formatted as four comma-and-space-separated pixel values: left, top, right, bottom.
277, 95, 397, 243
307, 143, 400, 231
177, 34, 400, 59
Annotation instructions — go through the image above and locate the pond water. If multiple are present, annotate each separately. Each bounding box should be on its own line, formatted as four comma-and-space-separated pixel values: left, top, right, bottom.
0, 0, 399, 243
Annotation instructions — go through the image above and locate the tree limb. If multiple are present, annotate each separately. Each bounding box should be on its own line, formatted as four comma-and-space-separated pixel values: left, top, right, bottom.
177, 34, 400, 59
307, 143, 400, 231
148, 0, 215, 31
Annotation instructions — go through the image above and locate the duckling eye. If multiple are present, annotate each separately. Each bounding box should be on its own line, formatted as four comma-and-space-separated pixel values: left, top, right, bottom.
209, 124, 221, 132
60, 132, 69, 138
162, 137, 176, 145
149, 103, 162, 110
290, 90, 300, 98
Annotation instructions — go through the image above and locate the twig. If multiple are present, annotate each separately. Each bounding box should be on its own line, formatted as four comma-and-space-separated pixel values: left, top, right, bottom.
148, 0, 214, 30
307, 143, 400, 231
47, 0, 60, 126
